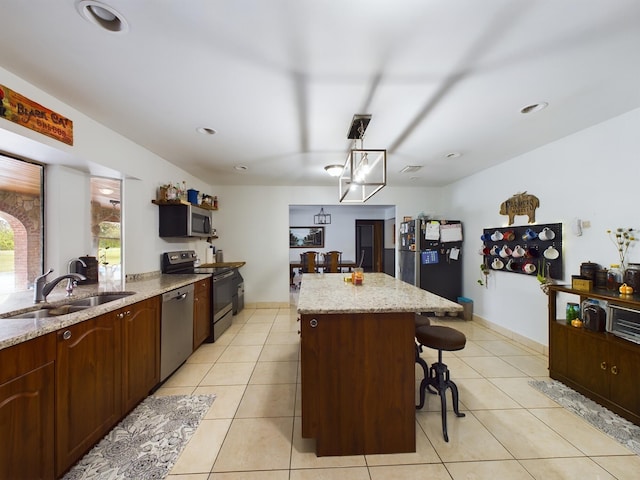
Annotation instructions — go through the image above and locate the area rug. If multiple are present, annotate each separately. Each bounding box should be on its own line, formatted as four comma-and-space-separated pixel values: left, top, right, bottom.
63, 394, 215, 480
529, 379, 640, 455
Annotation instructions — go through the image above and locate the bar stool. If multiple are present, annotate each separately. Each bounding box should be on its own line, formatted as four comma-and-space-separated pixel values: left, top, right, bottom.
415, 324, 466, 442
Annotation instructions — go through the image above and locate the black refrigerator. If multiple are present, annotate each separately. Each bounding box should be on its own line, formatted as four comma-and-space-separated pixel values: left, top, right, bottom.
399, 219, 463, 301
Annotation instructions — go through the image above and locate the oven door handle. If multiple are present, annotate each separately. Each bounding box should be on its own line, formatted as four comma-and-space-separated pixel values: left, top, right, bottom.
214, 271, 235, 282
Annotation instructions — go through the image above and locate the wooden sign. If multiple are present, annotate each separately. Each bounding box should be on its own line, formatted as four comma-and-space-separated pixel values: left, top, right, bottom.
499, 191, 539, 225
0, 84, 73, 145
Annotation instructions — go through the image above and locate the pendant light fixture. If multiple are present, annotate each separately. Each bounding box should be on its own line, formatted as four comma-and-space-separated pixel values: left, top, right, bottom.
314, 206, 331, 225
339, 114, 386, 203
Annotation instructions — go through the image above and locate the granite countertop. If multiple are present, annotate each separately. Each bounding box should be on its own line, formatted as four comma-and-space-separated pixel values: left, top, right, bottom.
0, 273, 209, 351
199, 261, 245, 268
297, 272, 463, 315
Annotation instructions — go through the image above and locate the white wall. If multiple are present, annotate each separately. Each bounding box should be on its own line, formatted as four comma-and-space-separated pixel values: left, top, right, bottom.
4, 64, 639, 348
442, 107, 640, 347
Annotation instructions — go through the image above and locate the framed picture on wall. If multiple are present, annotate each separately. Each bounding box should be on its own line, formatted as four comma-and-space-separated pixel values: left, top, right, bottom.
290, 226, 325, 248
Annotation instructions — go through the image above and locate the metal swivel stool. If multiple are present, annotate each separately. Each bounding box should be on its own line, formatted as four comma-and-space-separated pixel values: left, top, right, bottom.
415, 324, 466, 442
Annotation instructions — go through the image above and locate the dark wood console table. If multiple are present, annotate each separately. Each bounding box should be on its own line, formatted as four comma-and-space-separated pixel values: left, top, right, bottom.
548, 284, 640, 426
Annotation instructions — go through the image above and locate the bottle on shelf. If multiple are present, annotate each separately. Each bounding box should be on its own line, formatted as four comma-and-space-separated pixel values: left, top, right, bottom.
607, 264, 623, 291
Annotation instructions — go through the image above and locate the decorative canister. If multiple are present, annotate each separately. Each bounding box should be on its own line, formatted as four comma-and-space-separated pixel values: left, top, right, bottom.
580, 261, 600, 280
594, 269, 608, 289
624, 263, 640, 293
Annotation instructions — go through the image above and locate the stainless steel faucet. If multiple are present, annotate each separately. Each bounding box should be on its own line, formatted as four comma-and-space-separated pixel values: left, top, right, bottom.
33, 269, 87, 303
67, 258, 87, 296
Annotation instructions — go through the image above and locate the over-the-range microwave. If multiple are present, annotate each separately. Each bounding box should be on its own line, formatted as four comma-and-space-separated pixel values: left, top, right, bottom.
158, 204, 213, 238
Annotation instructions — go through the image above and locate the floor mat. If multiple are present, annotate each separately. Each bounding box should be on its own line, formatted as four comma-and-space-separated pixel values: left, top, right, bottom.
63, 394, 215, 479
529, 379, 640, 456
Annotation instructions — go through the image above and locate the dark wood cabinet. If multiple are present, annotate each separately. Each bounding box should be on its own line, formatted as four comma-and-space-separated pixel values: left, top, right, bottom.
193, 277, 211, 349
300, 311, 415, 456
122, 297, 161, 412
0, 333, 56, 480
548, 285, 640, 425
55, 311, 123, 477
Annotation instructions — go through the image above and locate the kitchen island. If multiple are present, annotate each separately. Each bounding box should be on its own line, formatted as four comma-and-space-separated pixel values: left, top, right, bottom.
297, 273, 462, 456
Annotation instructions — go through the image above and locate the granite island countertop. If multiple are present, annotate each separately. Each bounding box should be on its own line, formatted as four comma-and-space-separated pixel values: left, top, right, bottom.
297, 272, 463, 315
0, 273, 209, 350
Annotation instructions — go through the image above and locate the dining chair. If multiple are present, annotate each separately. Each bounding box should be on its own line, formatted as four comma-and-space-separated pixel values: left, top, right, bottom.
300, 251, 318, 273
323, 251, 342, 273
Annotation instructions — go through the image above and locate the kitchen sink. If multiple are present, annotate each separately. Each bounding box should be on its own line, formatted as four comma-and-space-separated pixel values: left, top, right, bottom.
3, 292, 136, 320
5, 305, 90, 319
65, 292, 136, 307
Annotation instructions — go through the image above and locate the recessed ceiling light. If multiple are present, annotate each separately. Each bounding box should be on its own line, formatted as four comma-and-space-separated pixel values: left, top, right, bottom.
76, 1, 129, 33
445, 152, 461, 159
520, 102, 548, 114
399, 165, 422, 173
99, 188, 114, 195
234, 165, 248, 171
196, 127, 216, 135
324, 164, 343, 177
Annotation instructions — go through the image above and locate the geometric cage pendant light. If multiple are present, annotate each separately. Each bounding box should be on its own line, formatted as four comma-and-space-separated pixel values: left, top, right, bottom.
339, 114, 387, 203
313, 206, 331, 225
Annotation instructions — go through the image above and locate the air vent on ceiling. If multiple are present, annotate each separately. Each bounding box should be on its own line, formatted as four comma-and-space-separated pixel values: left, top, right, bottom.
399, 165, 422, 174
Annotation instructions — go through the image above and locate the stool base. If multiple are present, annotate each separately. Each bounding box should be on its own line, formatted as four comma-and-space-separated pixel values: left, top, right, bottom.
416, 347, 465, 442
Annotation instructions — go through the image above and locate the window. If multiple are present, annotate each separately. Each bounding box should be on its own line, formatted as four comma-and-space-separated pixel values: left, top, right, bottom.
90, 177, 121, 284
0, 154, 44, 295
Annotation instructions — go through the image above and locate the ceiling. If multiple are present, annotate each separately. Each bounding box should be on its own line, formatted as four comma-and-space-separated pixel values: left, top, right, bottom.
1, 1, 639, 189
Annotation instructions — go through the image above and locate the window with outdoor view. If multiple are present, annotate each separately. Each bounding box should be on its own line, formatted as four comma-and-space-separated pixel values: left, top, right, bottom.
0, 154, 44, 295
90, 177, 121, 284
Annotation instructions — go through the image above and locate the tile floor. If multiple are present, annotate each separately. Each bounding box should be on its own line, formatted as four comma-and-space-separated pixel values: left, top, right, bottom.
159, 300, 640, 479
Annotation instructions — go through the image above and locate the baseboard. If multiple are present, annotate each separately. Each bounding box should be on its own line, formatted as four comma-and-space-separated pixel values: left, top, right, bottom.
472, 313, 548, 356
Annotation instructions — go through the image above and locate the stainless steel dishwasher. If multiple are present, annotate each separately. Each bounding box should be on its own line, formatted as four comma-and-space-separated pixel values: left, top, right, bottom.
160, 283, 194, 381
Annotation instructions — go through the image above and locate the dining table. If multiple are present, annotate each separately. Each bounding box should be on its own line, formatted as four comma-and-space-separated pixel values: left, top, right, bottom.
290, 259, 357, 283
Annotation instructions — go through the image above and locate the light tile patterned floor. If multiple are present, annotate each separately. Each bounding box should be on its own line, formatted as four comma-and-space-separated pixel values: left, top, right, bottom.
161, 299, 640, 480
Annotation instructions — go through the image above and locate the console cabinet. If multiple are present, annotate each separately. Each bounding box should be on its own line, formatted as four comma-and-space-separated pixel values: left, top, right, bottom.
548, 285, 640, 425
0, 333, 56, 480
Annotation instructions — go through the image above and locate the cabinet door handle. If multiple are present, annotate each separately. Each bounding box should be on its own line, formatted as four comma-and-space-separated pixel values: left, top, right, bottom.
62, 330, 72, 340
611, 365, 619, 375
309, 318, 318, 328
600, 361, 607, 370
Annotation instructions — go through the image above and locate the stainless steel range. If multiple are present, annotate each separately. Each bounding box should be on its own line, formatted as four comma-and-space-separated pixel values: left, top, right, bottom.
162, 250, 234, 342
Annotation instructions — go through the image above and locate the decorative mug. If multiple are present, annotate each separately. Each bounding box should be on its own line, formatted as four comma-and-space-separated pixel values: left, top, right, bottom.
492, 258, 504, 269
503, 229, 515, 241
522, 228, 538, 241
499, 245, 512, 258
490, 245, 500, 256
543, 246, 559, 259
512, 245, 526, 258
525, 246, 539, 258
491, 230, 503, 241
539, 227, 556, 241
523, 262, 537, 274
506, 258, 516, 271
480, 233, 492, 242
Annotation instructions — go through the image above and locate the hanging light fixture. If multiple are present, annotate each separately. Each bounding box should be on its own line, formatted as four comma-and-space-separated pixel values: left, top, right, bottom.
314, 206, 331, 225
339, 114, 386, 203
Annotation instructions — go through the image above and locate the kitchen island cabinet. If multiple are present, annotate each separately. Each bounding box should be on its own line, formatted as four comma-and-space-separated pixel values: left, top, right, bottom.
298, 273, 462, 456
0, 332, 56, 480
548, 285, 640, 426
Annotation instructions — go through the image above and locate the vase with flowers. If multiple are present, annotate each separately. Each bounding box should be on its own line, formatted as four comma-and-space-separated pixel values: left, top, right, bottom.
607, 227, 636, 272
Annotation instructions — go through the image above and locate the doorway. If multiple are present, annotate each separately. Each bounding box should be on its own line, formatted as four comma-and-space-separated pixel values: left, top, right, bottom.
355, 220, 384, 272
